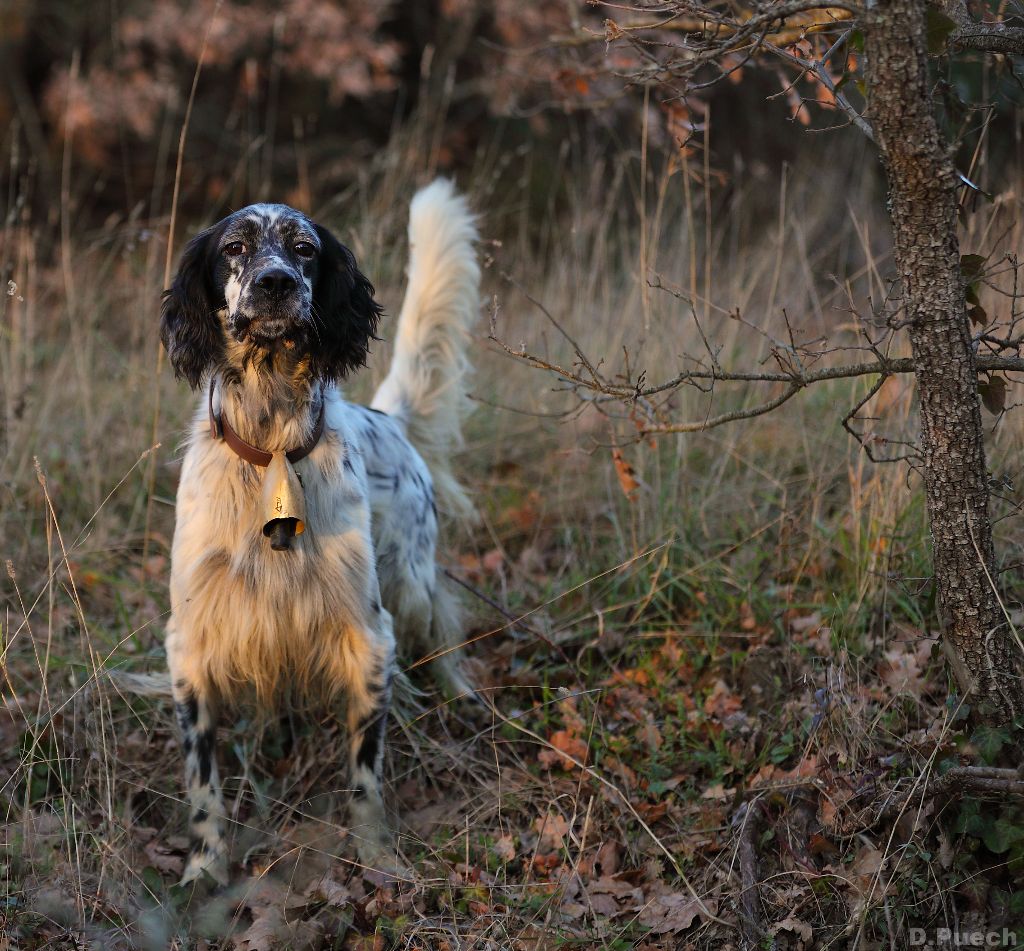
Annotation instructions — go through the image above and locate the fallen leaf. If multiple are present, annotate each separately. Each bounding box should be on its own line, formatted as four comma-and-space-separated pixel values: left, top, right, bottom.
538, 729, 589, 770
637, 893, 716, 934
639, 721, 663, 751
818, 787, 853, 829
532, 852, 560, 874
493, 835, 516, 862
346, 936, 385, 951
808, 833, 839, 858
779, 755, 819, 780
304, 875, 350, 907
593, 839, 620, 877
637, 800, 669, 821
556, 696, 587, 733
230, 907, 320, 951
879, 647, 924, 693
938, 828, 955, 869
587, 890, 622, 917
700, 783, 735, 801
558, 900, 587, 920
534, 812, 571, 850
475, 548, 503, 575
703, 680, 742, 719
846, 845, 888, 912
586, 875, 644, 917
144, 838, 184, 876
771, 917, 814, 942
622, 667, 650, 686
604, 756, 637, 788
612, 448, 640, 500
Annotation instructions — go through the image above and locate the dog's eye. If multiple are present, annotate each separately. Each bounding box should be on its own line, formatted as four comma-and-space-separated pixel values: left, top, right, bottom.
224, 241, 246, 257
294, 242, 316, 259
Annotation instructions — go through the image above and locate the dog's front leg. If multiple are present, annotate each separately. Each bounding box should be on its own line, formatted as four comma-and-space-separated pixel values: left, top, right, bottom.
346, 606, 402, 875
168, 637, 228, 885
174, 681, 228, 885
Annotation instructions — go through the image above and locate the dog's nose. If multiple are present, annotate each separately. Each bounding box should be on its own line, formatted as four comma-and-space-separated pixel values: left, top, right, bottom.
255, 268, 298, 298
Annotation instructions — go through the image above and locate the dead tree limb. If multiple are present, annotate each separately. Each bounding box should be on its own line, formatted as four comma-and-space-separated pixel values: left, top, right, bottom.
733, 800, 767, 951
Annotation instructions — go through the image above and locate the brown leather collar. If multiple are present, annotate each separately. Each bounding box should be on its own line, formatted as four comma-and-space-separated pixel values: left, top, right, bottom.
208, 380, 325, 467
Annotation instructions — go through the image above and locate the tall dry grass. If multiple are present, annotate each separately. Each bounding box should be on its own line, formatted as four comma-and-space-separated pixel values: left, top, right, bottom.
4, 105, 1024, 946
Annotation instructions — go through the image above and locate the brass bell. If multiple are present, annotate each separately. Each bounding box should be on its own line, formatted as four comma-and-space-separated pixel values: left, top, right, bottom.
261, 451, 306, 551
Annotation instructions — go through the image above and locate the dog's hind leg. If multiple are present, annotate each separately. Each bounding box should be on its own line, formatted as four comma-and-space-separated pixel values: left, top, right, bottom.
345, 606, 404, 875
425, 577, 477, 701
168, 629, 228, 886
382, 549, 475, 702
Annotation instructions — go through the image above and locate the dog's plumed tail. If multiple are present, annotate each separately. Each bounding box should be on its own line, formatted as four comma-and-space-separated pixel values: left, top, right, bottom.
372, 179, 480, 519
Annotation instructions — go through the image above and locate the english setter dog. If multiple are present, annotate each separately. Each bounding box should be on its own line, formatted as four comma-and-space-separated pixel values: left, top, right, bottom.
158, 180, 479, 885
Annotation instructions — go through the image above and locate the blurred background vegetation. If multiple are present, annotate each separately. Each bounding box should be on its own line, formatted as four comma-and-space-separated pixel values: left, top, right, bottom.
3, 1, 1022, 244
0, 0, 881, 226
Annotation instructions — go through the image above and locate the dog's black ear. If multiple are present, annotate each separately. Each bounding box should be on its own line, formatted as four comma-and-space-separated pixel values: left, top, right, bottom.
309, 224, 383, 381
160, 227, 224, 389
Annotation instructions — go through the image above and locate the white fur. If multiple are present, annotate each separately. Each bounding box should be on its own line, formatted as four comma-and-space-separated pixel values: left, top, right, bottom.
224, 273, 242, 313
245, 203, 285, 226
372, 179, 480, 518
168, 394, 393, 705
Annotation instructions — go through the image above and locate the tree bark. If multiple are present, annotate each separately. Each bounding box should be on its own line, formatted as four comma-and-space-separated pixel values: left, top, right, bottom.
866, 0, 1024, 722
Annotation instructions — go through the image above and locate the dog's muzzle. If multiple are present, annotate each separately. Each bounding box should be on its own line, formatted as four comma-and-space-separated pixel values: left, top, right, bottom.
232, 266, 307, 342
254, 267, 298, 300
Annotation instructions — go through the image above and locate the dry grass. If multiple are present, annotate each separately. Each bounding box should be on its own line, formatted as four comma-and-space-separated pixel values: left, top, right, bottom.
4, 113, 1024, 949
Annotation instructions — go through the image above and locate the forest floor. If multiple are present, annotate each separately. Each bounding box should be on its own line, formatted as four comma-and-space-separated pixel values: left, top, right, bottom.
4, 138, 1024, 950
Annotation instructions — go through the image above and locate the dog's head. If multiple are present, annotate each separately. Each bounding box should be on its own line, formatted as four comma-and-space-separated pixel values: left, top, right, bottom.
160, 204, 382, 387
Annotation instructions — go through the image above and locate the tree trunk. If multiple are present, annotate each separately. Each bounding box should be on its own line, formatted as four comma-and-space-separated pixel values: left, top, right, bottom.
866, 0, 1024, 722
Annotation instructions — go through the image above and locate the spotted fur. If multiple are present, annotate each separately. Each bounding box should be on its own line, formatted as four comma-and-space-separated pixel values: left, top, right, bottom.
160, 181, 479, 885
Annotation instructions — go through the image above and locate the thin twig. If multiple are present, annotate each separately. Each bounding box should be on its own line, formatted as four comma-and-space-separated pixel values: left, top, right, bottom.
763, 41, 875, 141
441, 566, 578, 670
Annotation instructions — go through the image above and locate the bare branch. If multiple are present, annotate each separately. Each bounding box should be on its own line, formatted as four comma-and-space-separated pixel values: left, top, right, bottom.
938, 0, 1024, 54
763, 41, 875, 141
499, 271, 606, 386
492, 295, 1024, 435
597, 2, 861, 43
544, 2, 862, 93
642, 383, 803, 433
930, 764, 1024, 795
490, 325, 1024, 401
841, 371, 920, 464
733, 801, 765, 948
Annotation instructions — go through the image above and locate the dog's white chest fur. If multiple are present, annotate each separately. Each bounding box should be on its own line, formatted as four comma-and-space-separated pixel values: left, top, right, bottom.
169, 394, 383, 703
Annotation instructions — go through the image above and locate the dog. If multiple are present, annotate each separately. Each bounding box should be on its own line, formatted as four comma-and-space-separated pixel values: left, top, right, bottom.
158, 179, 479, 885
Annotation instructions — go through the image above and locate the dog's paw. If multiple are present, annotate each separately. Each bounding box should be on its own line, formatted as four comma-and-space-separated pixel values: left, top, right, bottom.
354, 837, 412, 883
180, 841, 229, 887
